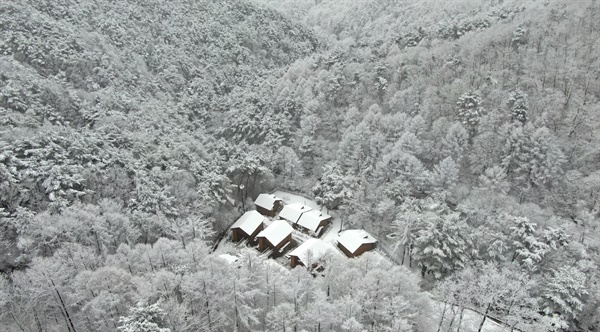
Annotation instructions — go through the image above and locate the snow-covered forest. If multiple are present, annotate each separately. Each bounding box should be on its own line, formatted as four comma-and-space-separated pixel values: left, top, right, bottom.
1, 0, 599, 331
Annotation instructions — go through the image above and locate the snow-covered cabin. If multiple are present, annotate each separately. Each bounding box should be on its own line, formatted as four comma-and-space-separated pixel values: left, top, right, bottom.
279, 202, 312, 224
230, 211, 266, 242
288, 238, 332, 268
337, 230, 377, 257
256, 219, 294, 254
295, 210, 332, 237
254, 193, 283, 217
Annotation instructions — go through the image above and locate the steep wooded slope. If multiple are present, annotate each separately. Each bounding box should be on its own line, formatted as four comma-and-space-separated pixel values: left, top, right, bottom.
256, 1, 600, 329
1, 0, 600, 331
0, 0, 320, 214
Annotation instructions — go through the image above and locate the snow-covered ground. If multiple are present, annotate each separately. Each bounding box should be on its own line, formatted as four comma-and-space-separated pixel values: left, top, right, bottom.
431, 302, 506, 332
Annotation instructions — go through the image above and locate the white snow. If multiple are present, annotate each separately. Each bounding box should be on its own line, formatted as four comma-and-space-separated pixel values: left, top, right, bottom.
337, 229, 377, 254
296, 209, 331, 233
230, 210, 266, 236
254, 193, 282, 210
279, 202, 312, 223
288, 238, 336, 266
273, 191, 321, 210
256, 219, 293, 246
218, 254, 239, 264
432, 301, 505, 332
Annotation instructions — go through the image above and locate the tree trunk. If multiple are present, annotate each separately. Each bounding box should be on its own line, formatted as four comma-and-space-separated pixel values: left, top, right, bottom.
477, 304, 491, 332
234, 280, 239, 332
456, 307, 464, 332
436, 302, 447, 332
10, 312, 26, 332
203, 280, 213, 332
400, 246, 405, 266
33, 308, 43, 332
447, 306, 457, 331
50, 278, 77, 332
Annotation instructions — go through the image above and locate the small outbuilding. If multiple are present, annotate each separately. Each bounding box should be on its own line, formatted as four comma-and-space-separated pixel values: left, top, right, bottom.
288, 238, 332, 268
337, 230, 377, 258
256, 220, 294, 254
230, 210, 267, 242
254, 193, 284, 217
296, 210, 332, 237
279, 202, 312, 224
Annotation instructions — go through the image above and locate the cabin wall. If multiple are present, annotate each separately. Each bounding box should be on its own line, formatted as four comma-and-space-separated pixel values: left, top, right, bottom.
354, 243, 376, 256
256, 200, 283, 217
294, 218, 331, 237
256, 206, 275, 217
232, 228, 242, 242
258, 237, 267, 251
316, 219, 332, 237
337, 242, 354, 257
249, 224, 264, 239
272, 234, 292, 252
337, 242, 376, 257
231, 224, 264, 243
274, 200, 283, 212
290, 255, 302, 268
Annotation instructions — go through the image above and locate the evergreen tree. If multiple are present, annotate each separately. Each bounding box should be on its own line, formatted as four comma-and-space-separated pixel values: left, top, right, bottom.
540, 267, 589, 329
118, 302, 171, 332
432, 157, 460, 193
509, 215, 549, 269
312, 162, 354, 212
412, 210, 473, 279
508, 90, 528, 123
456, 91, 485, 137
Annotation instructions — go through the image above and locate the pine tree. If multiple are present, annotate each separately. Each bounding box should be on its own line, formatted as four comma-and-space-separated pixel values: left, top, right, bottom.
432, 157, 460, 192
456, 91, 485, 137
541, 267, 588, 329
118, 302, 171, 332
442, 122, 468, 161
412, 211, 472, 279
478, 165, 510, 194
312, 162, 354, 212
509, 216, 549, 269
502, 124, 565, 189
508, 90, 528, 123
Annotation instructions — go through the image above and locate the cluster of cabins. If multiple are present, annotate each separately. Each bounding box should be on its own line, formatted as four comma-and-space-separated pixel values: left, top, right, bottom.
230, 193, 377, 269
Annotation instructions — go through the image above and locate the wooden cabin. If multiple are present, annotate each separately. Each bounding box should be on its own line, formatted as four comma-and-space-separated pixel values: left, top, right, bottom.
288, 238, 332, 268
279, 202, 312, 224
230, 211, 266, 242
254, 193, 283, 217
256, 220, 293, 254
337, 230, 377, 258
296, 210, 332, 237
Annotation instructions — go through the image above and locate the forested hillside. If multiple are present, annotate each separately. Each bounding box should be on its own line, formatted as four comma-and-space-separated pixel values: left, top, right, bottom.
1, 0, 599, 331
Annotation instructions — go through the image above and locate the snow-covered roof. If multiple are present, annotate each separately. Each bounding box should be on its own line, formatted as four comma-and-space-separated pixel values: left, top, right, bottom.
257, 219, 293, 246
296, 210, 331, 233
254, 193, 282, 210
230, 211, 266, 235
289, 238, 333, 265
337, 230, 377, 254
279, 202, 312, 223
